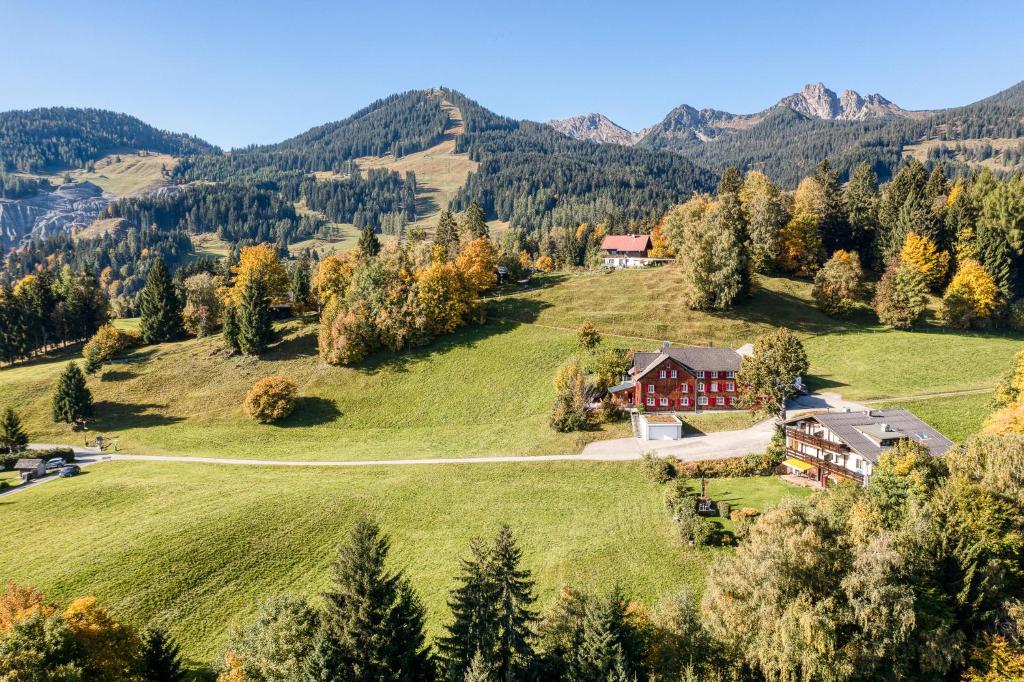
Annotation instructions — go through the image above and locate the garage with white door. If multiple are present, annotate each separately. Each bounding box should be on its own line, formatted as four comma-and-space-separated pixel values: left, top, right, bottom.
639, 414, 683, 440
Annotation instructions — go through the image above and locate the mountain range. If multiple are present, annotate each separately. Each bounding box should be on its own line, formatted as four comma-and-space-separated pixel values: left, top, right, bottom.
548, 82, 925, 148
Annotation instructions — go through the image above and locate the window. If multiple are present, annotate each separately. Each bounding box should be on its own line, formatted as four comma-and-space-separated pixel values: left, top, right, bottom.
711, 371, 719, 379
659, 397, 669, 407
681, 383, 689, 393
726, 382, 735, 392
728, 396, 735, 405
659, 370, 666, 379
698, 396, 708, 406
682, 397, 690, 407
726, 371, 735, 379
711, 382, 718, 392
697, 382, 705, 392
716, 396, 725, 406
646, 397, 655, 406
670, 370, 677, 379
647, 384, 655, 394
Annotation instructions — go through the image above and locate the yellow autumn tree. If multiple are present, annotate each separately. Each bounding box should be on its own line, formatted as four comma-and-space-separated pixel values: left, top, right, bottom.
942, 258, 999, 328
777, 214, 823, 276
649, 217, 676, 258
63, 596, 141, 681
983, 402, 1024, 435
311, 252, 356, 306
0, 582, 52, 632
964, 635, 1024, 681
535, 255, 554, 272
454, 237, 498, 293
416, 260, 478, 336
218, 651, 248, 682
899, 232, 950, 289
791, 176, 827, 224
223, 244, 290, 306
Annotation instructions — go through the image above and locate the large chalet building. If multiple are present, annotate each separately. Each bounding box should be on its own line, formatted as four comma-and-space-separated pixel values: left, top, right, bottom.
783, 408, 954, 486
609, 342, 744, 412
600, 235, 660, 268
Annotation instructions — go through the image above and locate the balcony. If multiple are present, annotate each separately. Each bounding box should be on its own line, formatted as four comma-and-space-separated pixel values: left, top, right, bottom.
785, 447, 864, 485
785, 427, 850, 454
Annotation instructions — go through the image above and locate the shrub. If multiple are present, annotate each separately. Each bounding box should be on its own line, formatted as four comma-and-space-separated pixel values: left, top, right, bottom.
243, 376, 298, 424
549, 359, 593, 433
663, 478, 696, 514
812, 250, 864, 316
729, 508, 761, 540
674, 504, 716, 546
576, 321, 601, 349
35, 447, 74, 463
676, 455, 776, 479
1, 454, 18, 470
0, 481, 8, 491
717, 500, 732, 519
82, 324, 135, 374
640, 453, 676, 484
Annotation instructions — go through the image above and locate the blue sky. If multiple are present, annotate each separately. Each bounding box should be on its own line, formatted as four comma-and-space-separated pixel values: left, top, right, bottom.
4, 0, 1023, 149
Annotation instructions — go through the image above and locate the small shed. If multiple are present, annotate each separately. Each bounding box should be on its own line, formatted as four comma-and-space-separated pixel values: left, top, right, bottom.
14, 458, 46, 481
639, 414, 683, 440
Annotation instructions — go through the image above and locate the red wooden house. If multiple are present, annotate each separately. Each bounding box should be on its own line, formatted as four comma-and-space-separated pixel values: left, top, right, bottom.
608, 342, 744, 412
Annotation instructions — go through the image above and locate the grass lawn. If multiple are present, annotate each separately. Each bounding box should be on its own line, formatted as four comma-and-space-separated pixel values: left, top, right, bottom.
0, 319, 629, 460
0, 461, 807, 666
495, 268, 1023, 402
0, 469, 22, 490
681, 410, 762, 434
874, 391, 993, 443
53, 152, 176, 196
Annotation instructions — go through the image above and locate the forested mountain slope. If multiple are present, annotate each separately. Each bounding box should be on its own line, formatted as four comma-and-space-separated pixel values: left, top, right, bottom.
0, 107, 216, 173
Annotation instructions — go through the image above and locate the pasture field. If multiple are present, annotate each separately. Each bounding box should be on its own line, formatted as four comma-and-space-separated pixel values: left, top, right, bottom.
57, 152, 176, 195
0, 461, 810, 664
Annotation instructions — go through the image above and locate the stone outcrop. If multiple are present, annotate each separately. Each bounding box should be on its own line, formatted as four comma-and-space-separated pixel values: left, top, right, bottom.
0, 182, 110, 251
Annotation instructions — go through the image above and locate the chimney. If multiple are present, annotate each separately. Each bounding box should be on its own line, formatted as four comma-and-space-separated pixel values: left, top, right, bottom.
881, 423, 891, 432
661, 340, 670, 351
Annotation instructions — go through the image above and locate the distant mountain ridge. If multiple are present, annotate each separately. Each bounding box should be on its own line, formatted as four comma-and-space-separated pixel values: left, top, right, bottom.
549, 82, 921, 147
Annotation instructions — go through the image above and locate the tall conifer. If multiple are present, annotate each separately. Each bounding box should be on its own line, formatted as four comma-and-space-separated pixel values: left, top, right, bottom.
237, 277, 271, 356
139, 258, 183, 344
52, 361, 92, 424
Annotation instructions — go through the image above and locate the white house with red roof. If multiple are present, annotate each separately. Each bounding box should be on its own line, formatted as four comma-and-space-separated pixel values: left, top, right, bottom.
600, 234, 666, 268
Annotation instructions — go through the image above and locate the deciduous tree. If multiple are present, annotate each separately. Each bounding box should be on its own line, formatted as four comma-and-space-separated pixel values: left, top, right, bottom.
736, 328, 809, 420
942, 259, 999, 329
873, 262, 927, 330
812, 250, 864, 316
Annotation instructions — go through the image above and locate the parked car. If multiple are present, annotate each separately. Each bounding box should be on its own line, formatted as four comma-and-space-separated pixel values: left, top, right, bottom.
45, 457, 66, 471
58, 465, 81, 478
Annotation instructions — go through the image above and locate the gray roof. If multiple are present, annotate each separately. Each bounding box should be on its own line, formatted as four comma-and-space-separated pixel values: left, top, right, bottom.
794, 409, 954, 463
14, 458, 43, 470
608, 379, 636, 394
633, 346, 742, 379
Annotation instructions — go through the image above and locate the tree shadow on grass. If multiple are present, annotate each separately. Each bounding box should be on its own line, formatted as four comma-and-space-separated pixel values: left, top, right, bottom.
99, 369, 137, 382
90, 402, 185, 431
264, 327, 318, 362
277, 397, 342, 428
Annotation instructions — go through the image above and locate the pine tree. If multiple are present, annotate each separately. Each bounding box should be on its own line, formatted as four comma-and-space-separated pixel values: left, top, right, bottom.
358, 225, 381, 257
434, 210, 460, 259
463, 649, 498, 682
815, 160, 850, 255
237, 277, 272, 356
309, 517, 433, 682
139, 628, 185, 682
52, 361, 93, 424
569, 587, 640, 682
440, 538, 496, 678
222, 304, 240, 352
460, 201, 489, 240
489, 525, 537, 682
0, 407, 28, 454
139, 258, 184, 344
843, 163, 879, 267
290, 253, 312, 311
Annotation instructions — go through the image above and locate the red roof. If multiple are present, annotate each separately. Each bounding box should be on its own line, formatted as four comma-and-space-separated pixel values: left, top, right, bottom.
600, 235, 651, 252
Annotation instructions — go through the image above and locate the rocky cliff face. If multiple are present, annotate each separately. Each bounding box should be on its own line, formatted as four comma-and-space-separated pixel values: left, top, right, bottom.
0, 182, 110, 251
778, 83, 912, 121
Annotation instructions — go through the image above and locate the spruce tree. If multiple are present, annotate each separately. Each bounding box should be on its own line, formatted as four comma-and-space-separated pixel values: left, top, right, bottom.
139, 628, 185, 682
290, 253, 312, 311
434, 210, 460, 259
237, 277, 271, 356
52, 362, 92, 424
569, 587, 641, 682
222, 304, 240, 352
358, 225, 381, 257
461, 201, 489, 240
815, 160, 850, 254
309, 517, 433, 682
440, 538, 497, 678
489, 525, 537, 681
0, 407, 28, 454
843, 163, 879, 267
139, 258, 184, 344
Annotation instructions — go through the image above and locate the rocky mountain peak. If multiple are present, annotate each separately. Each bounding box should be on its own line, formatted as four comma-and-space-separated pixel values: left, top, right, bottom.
547, 113, 643, 146
779, 83, 907, 121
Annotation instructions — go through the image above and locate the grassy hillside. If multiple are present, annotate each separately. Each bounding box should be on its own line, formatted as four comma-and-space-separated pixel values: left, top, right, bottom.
0, 460, 810, 665
54, 152, 176, 196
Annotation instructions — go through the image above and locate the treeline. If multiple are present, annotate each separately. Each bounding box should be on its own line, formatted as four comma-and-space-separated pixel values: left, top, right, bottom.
0, 267, 109, 364
656, 80, 1024, 186
0, 107, 216, 173
3, 226, 193, 315
0, 173, 51, 199
173, 91, 450, 181
281, 167, 417, 229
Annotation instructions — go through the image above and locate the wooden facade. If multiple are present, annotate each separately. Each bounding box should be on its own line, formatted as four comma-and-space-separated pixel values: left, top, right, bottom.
611, 356, 740, 413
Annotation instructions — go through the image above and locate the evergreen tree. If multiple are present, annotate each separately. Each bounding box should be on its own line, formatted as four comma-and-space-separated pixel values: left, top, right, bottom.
0, 282, 27, 364
489, 525, 537, 681
843, 163, 880, 267
815, 160, 850, 254
463, 650, 498, 682
290, 253, 312, 311
139, 258, 184, 344
569, 587, 642, 682
139, 628, 185, 682
222, 304, 241, 352
440, 539, 497, 679
51, 361, 93, 424
358, 225, 381, 257
434, 209, 460, 259
308, 517, 433, 682
0, 407, 28, 454
237, 277, 272, 356
460, 201, 489, 240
